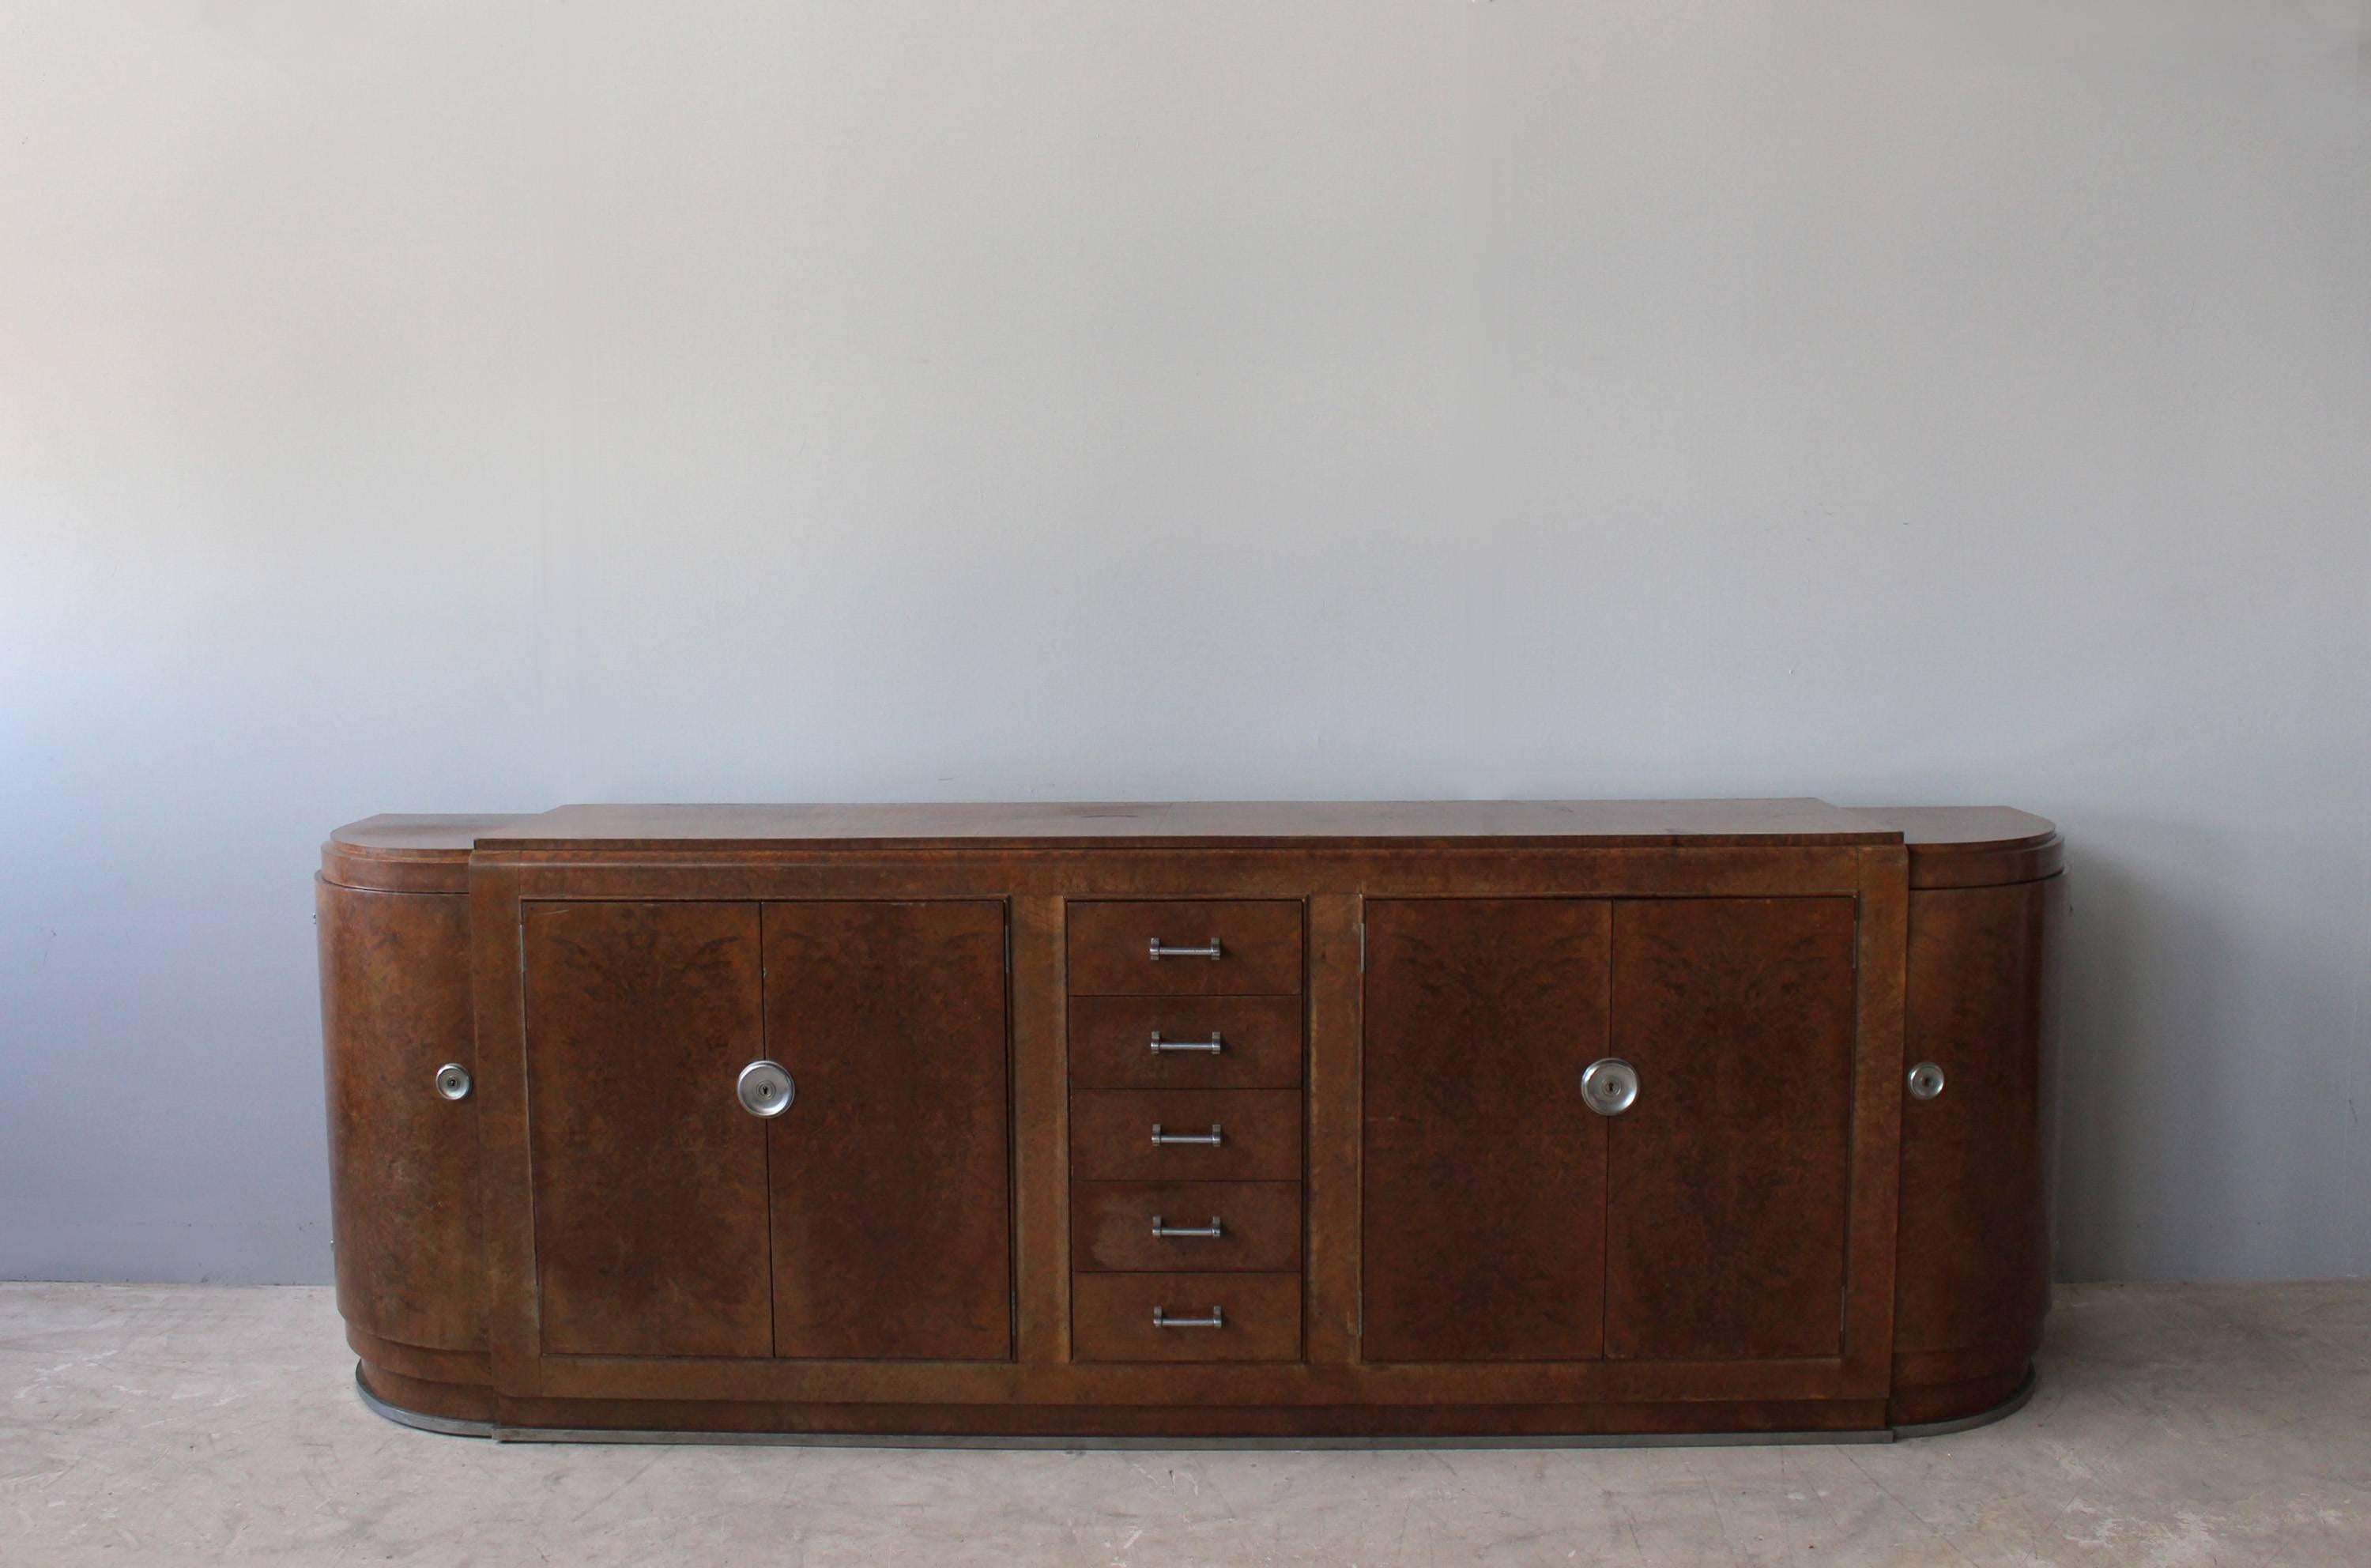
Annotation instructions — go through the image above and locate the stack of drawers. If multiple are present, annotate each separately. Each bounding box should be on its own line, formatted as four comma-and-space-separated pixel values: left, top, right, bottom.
1065, 900, 1305, 1363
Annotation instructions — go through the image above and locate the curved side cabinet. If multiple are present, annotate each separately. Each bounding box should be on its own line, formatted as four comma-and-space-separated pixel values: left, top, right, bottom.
317, 874, 493, 1423
1887, 870, 2065, 1427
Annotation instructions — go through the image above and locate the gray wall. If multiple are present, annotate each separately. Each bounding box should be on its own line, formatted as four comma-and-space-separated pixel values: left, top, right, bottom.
3, 2, 2367, 1284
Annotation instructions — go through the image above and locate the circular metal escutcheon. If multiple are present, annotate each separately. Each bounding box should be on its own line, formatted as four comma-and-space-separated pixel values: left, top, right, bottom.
737, 1060, 796, 1118
1580, 1057, 1640, 1117
433, 1063, 472, 1102
1907, 1061, 1947, 1101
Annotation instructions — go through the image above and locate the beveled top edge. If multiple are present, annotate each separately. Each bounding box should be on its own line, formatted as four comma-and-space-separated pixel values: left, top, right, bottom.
329, 814, 532, 857
1845, 807, 2060, 854
325, 804, 2066, 866
322, 815, 527, 892
467, 799, 1904, 850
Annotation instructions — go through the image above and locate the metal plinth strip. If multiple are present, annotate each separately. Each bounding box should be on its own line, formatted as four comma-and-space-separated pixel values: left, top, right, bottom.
1887, 1367, 2038, 1441
353, 1367, 494, 1438
356, 1363, 2037, 1449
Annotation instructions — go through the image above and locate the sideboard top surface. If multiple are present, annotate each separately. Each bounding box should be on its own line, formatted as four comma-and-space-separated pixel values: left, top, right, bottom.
322, 801, 2060, 893
471, 798, 1902, 850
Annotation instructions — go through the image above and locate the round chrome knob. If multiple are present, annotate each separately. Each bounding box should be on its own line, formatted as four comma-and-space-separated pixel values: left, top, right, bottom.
737, 1060, 794, 1118
1581, 1057, 1639, 1117
1907, 1061, 1947, 1101
433, 1063, 471, 1102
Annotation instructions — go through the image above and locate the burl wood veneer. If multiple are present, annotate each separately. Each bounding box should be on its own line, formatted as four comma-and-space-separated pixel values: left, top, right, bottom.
318, 800, 2064, 1444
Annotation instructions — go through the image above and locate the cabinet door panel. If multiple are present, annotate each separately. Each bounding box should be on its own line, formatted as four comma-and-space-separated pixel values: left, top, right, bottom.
1894, 879, 2056, 1356
525, 902, 771, 1358
764, 901, 1012, 1361
1362, 899, 1610, 1363
1607, 898, 1856, 1362
318, 881, 484, 1352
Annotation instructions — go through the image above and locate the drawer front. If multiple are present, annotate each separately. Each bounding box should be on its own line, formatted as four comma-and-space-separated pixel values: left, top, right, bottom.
1067, 901, 1303, 997
1069, 1090, 1302, 1182
1072, 1181, 1303, 1272
1072, 1272, 1302, 1363
1069, 997, 1303, 1090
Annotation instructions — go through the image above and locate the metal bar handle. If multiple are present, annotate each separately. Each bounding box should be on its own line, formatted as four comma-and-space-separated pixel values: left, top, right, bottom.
1148, 1031, 1224, 1055
1151, 1216, 1225, 1239
1150, 1123, 1224, 1147
1148, 937, 1223, 961
1152, 1306, 1225, 1329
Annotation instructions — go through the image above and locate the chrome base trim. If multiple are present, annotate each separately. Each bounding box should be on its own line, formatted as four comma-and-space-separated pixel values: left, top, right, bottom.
483, 1424, 1898, 1449
354, 1362, 2037, 1449
1888, 1366, 2037, 1441
353, 1366, 493, 1438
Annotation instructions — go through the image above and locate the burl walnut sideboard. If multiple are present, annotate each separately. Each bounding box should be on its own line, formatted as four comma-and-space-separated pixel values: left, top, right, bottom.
317, 800, 2064, 1446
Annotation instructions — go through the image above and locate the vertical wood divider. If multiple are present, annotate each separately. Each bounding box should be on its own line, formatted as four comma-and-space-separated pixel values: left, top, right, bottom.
1843, 845, 1910, 1398
468, 854, 538, 1396
1305, 893, 1363, 1366
1011, 895, 1069, 1366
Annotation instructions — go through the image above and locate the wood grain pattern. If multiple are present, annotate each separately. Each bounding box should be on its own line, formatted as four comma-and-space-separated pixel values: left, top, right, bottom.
1302, 893, 1363, 1367
358, 1364, 499, 1423
322, 815, 519, 894
1849, 807, 2063, 889
1072, 1274, 1302, 1363
1065, 901, 1303, 997
1069, 1090, 1302, 1182
493, 1393, 1887, 1438
1068, 996, 1303, 1089
1362, 899, 1611, 1363
763, 900, 1012, 1361
345, 1325, 488, 1386
499, 845, 1872, 905
1605, 898, 1859, 1363
523, 902, 772, 1358
317, 880, 484, 1351
468, 856, 539, 1395
1009, 896, 1069, 1366
1846, 807, 2056, 852
1841, 848, 1909, 1397
530, 1344, 1853, 1405
1071, 1182, 1302, 1272
1890, 876, 2060, 1413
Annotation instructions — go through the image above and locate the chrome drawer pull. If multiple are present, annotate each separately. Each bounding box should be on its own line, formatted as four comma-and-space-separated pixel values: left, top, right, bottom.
1580, 1057, 1639, 1117
1151, 1216, 1224, 1239
1150, 1123, 1224, 1147
1152, 1306, 1225, 1329
1148, 937, 1223, 961
1149, 1031, 1224, 1055
737, 1060, 795, 1118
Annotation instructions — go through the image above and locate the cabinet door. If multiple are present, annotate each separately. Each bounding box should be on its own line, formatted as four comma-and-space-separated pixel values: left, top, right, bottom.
1362, 899, 1611, 1363
763, 901, 1012, 1360
1893, 878, 2056, 1358
1606, 898, 1857, 1361
318, 881, 484, 1353
524, 902, 771, 1358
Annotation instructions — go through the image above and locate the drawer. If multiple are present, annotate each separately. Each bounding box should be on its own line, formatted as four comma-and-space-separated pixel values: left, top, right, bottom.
1069, 1090, 1302, 1182
1066, 901, 1302, 997
1072, 1272, 1302, 1363
1072, 1181, 1303, 1272
1069, 997, 1303, 1090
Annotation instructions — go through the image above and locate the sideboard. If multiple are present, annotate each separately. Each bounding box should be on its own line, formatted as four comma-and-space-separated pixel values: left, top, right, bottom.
318, 800, 2063, 1444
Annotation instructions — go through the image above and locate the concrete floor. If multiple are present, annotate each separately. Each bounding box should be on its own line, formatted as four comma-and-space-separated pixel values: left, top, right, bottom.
2, 1282, 2365, 1565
